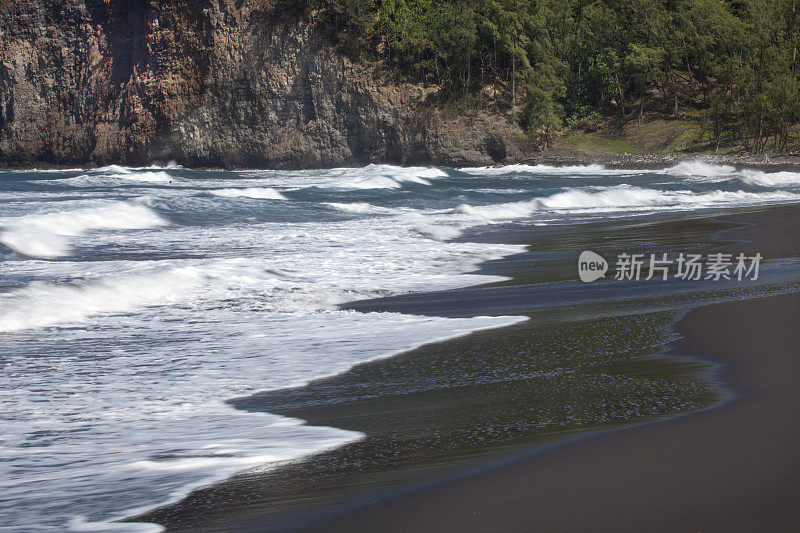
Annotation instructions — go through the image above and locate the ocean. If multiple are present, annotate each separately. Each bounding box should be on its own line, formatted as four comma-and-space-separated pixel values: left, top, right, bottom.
2, 161, 800, 531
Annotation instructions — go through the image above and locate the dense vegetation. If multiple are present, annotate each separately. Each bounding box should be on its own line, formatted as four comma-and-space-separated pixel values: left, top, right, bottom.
281, 0, 800, 152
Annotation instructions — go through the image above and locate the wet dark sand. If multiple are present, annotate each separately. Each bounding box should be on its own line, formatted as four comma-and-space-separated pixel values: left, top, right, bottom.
139, 205, 800, 532
306, 206, 800, 532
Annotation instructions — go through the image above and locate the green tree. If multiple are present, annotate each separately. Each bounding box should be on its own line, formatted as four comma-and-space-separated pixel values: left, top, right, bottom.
284, 0, 800, 152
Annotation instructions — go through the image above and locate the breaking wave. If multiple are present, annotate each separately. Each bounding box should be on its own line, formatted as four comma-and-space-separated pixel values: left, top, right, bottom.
60, 170, 175, 187
460, 163, 634, 176
662, 160, 800, 188
0, 202, 167, 258
663, 160, 736, 178
324, 202, 395, 214
0, 267, 204, 333
455, 185, 800, 221
328, 165, 447, 189
740, 169, 800, 187
5, 160, 800, 533
209, 187, 287, 200
91, 162, 182, 172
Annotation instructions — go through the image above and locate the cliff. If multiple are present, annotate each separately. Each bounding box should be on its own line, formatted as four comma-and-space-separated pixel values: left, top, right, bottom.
0, 0, 531, 169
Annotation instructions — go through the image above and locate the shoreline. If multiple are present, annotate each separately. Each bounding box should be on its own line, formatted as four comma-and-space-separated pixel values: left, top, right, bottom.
134, 205, 800, 532
308, 292, 800, 532
5, 164, 800, 531
531, 152, 800, 171
292, 205, 800, 532
2, 153, 800, 172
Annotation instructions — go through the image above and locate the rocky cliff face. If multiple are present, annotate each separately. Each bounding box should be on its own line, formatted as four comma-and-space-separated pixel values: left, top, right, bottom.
0, 0, 530, 168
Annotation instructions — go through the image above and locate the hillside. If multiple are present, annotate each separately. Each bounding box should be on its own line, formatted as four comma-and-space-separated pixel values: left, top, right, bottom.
0, 0, 798, 169
0, 0, 531, 168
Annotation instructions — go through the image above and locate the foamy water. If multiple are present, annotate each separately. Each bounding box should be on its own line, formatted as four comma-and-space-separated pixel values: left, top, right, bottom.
1, 161, 800, 531
0, 202, 167, 258
208, 187, 287, 200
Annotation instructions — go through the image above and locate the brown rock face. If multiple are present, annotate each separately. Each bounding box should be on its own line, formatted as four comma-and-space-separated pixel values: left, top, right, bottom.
0, 0, 530, 169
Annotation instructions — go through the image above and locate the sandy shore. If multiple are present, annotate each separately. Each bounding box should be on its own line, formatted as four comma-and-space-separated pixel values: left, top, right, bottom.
528, 152, 800, 171
5, 153, 800, 172
303, 207, 800, 532
136, 205, 800, 532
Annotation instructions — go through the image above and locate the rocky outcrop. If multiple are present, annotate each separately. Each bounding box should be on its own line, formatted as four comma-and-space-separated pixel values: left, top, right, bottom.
0, 0, 531, 169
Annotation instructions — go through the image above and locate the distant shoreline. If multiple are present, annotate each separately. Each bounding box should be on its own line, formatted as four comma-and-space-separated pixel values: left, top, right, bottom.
531, 152, 800, 171
3, 153, 800, 173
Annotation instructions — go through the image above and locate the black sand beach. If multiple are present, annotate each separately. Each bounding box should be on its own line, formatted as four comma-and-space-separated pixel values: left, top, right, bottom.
312, 298, 800, 533
8, 1, 800, 528
298, 207, 800, 532
136, 205, 800, 532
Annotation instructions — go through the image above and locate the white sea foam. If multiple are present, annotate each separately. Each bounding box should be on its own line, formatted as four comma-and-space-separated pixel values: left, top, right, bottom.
69, 519, 164, 533
0, 267, 203, 333
2, 296, 524, 532
59, 169, 175, 187
0, 202, 167, 258
324, 202, 403, 214
456, 198, 540, 220
1, 237, 526, 531
91, 164, 133, 175
460, 163, 634, 176
412, 222, 464, 241
47, 163, 183, 186
330, 164, 447, 189
342, 175, 408, 189
228, 165, 446, 191
146, 161, 182, 170
739, 169, 800, 187
455, 185, 668, 220
5, 161, 800, 533
454, 185, 800, 221
5, 167, 85, 173
118, 171, 173, 183
541, 185, 671, 209
663, 160, 736, 177
660, 161, 800, 188
92, 162, 182, 172
209, 187, 287, 200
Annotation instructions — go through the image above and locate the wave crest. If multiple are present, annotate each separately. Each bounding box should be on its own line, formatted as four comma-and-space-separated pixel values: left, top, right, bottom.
209, 187, 287, 200
664, 160, 736, 177
740, 169, 800, 187
0, 267, 204, 333
455, 185, 800, 221
0, 203, 167, 258
332, 165, 447, 189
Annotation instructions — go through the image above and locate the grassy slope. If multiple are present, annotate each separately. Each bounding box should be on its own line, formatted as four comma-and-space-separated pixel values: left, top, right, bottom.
549, 110, 800, 158
550, 114, 705, 157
